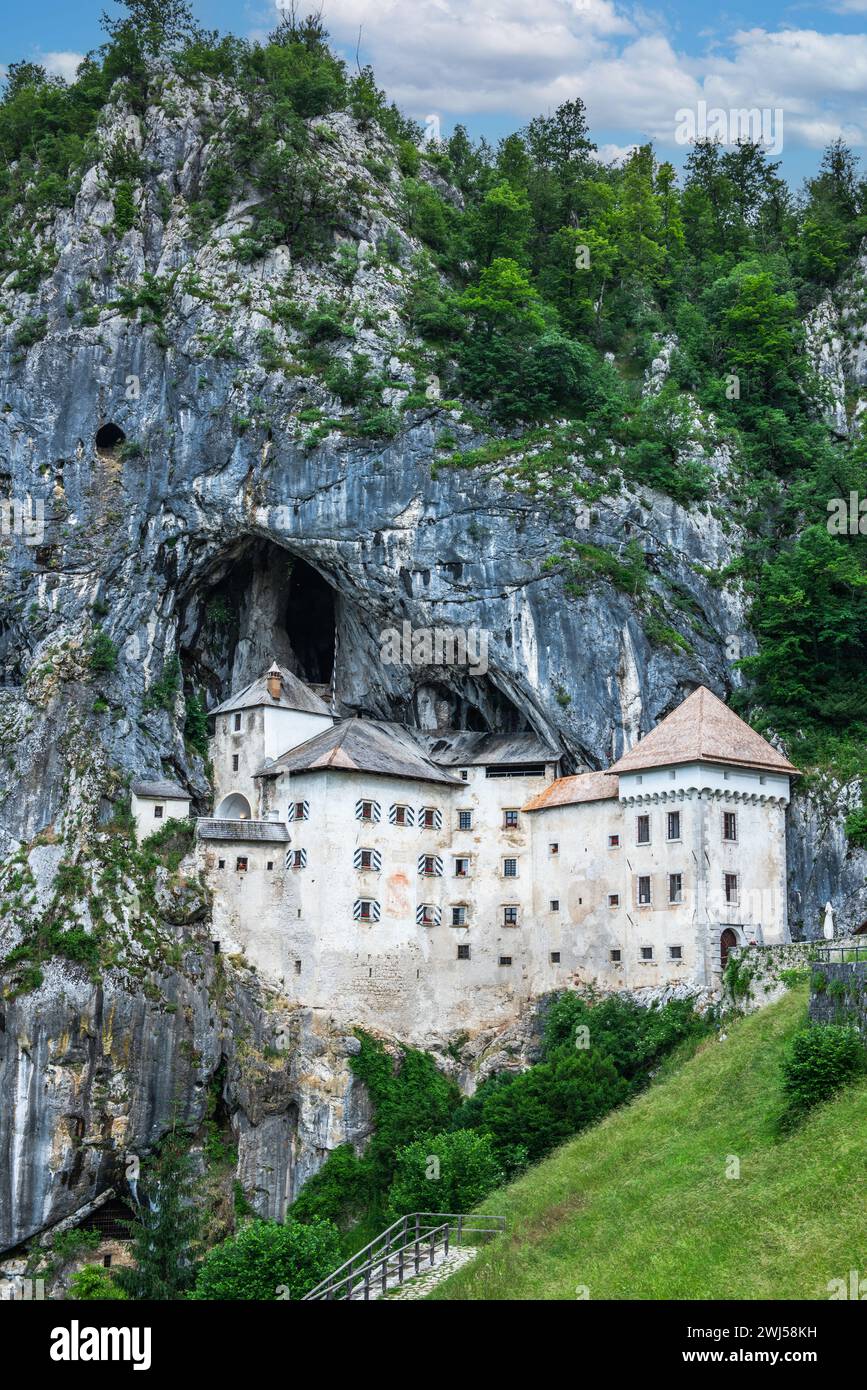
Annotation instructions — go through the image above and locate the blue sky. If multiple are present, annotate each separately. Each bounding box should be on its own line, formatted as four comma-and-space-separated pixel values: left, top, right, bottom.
4, 0, 867, 182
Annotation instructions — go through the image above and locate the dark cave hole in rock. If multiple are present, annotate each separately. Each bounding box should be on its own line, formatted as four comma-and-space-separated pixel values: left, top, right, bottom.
181, 540, 336, 704
409, 680, 529, 734
95, 423, 125, 453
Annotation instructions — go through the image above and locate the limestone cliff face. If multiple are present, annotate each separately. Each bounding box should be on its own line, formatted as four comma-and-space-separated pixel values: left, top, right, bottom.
0, 74, 863, 1252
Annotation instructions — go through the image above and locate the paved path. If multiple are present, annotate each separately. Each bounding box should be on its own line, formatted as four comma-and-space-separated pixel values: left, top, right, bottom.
386, 1246, 478, 1300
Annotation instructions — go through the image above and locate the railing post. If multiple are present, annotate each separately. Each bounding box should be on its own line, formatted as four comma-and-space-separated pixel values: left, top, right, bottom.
398, 1248, 404, 1285
381, 1254, 387, 1295
457, 1213, 463, 1248
444, 1224, 449, 1257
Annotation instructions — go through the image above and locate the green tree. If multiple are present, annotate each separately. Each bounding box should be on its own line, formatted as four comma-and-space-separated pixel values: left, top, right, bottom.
386, 1130, 502, 1218
113, 1133, 201, 1300
191, 1218, 340, 1300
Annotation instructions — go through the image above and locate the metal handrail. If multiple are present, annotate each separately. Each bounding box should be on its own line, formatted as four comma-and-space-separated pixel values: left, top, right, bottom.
302, 1211, 506, 1302
813, 944, 867, 963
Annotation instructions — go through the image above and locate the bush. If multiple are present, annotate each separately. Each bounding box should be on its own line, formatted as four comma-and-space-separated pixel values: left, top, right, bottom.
87, 627, 118, 675
779, 1023, 865, 1130
386, 1130, 502, 1219
67, 1265, 129, 1300
191, 1218, 340, 1300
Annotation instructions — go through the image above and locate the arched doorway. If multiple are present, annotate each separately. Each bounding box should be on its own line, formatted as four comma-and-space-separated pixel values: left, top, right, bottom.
720, 928, 738, 970
215, 792, 252, 819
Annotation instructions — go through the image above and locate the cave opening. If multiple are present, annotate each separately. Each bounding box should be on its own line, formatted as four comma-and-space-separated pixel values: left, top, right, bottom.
95, 423, 125, 453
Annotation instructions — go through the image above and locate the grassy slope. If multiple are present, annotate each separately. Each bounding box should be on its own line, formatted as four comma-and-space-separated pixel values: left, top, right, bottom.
433, 987, 867, 1300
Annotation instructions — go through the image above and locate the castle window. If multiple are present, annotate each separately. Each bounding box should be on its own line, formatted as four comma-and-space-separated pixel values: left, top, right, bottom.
354, 847, 382, 872
420, 806, 441, 830
498, 956, 512, 967
454, 856, 470, 878
723, 811, 737, 842
608, 834, 620, 848
294, 960, 302, 974
358, 848, 375, 871
356, 799, 380, 823
549, 842, 559, 856
417, 904, 440, 926
636, 814, 650, 845
636, 775, 643, 785
610, 948, 621, 962
457, 809, 473, 831
457, 943, 470, 959
451, 905, 467, 926
637, 875, 651, 905
503, 905, 519, 926
668, 769, 676, 780
289, 849, 307, 869
233, 712, 241, 732
294, 801, 309, 822
503, 809, 519, 829
459, 769, 469, 781
236, 857, 248, 872
502, 857, 518, 878
419, 854, 443, 877
640, 946, 653, 961
232, 754, 239, 772
724, 872, 738, 905
390, 804, 413, 826
266, 861, 274, 871
669, 873, 683, 904
608, 893, 620, 908
550, 951, 561, 963
354, 898, 380, 922
154, 805, 164, 818
218, 859, 225, 869
667, 811, 681, 841
669, 945, 682, 960
550, 899, 560, 912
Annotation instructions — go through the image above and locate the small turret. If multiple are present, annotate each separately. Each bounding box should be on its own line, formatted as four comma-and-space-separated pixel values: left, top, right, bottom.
266, 662, 283, 702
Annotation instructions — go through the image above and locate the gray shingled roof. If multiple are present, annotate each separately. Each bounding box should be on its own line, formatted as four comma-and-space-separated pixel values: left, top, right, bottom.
210, 665, 331, 718
197, 818, 290, 843
131, 779, 190, 800
422, 731, 559, 767
255, 719, 461, 785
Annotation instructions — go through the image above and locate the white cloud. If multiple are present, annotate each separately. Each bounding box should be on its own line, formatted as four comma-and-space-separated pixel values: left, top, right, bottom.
282, 1, 867, 155
41, 51, 86, 83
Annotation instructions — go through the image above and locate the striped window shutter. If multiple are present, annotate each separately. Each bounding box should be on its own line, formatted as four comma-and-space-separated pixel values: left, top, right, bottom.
418, 854, 443, 877
389, 804, 415, 826
353, 847, 382, 871
419, 806, 442, 829
287, 800, 309, 822
285, 848, 292, 870
291, 848, 307, 869
353, 899, 381, 921
355, 799, 381, 822
416, 904, 441, 925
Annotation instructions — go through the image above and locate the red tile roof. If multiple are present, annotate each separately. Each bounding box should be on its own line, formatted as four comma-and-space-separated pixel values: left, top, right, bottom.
608, 686, 798, 776
522, 771, 620, 811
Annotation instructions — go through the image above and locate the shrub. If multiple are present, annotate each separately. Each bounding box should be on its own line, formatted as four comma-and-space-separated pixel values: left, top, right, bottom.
190, 1218, 340, 1300
68, 1265, 129, 1300
386, 1130, 502, 1219
87, 627, 118, 675
779, 1023, 865, 1130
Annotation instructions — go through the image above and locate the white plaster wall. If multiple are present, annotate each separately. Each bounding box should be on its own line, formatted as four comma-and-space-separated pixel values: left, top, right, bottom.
131, 793, 190, 843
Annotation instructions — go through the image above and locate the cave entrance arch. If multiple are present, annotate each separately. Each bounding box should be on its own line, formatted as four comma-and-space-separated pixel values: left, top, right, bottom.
95, 422, 126, 454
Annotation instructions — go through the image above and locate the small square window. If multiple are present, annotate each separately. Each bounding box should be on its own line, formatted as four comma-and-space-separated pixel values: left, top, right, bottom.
608, 834, 620, 848
232, 754, 239, 772
723, 771, 730, 781
394, 805, 408, 826
669, 872, 683, 904
503, 858, 518, 878
454, 857, 470, 877
550, 951, 561, 964
359, 849, 374, 870
459, 769, 469, 781
636, 775, 643, 785
640, 946, 653, 961
637, 875, 651, 905
636, 814, 650, 845
452, 906, 467, 927
233, 712, 241, 732
154, 804, 164, 818
550, 899, 560, 912
458, 810, 473, 830
236, 856, 248, 872
503, 809, 519, 829
422, 807, 437, 828
266, 860, 274, 871
218, 858, 225, 869
498, 956, 512, 967
361, 800, 375, 821
457, 943, 470, 959
608, 893, 620, 908
294, 959, 302, 974
610, 948, 621, 963
668, 769, 676, 780
549, 842, 559, 856
503, 905, 518, 926
725, 872, 738, 904
669, 945, 682, 960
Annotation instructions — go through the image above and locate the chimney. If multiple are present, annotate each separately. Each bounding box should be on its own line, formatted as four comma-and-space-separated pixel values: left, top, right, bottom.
266, 663, 283, 702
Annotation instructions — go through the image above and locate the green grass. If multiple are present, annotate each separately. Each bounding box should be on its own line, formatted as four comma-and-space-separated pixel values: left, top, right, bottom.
432, 987, 867, 1300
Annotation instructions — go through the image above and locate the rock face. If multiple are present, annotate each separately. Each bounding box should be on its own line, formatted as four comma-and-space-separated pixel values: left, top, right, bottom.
1, 74, 864, 1250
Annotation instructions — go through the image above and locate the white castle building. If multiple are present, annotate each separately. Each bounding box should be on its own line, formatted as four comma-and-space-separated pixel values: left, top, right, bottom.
191, 664, 797, 1040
